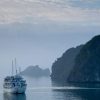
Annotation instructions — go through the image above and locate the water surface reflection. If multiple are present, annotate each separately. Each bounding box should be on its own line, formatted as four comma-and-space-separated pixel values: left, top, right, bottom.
52, 81, 100, 100
3, 93, 26, 100
2, 77, 100, 100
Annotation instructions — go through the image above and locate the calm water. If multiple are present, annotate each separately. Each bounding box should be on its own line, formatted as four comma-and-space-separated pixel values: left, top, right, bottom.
0, 76, 100, 100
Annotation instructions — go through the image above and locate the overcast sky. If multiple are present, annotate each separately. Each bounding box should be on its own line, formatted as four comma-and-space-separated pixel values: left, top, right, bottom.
0, 0, 100, 76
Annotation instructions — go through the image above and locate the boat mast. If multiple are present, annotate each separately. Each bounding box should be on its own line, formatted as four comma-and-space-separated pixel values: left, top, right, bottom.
19, 67, 21, 73
15, 58, 17, 75
12, 60, 14, 76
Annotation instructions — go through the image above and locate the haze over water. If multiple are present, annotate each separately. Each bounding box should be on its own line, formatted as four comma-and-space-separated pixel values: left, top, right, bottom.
0, 77, 100, 100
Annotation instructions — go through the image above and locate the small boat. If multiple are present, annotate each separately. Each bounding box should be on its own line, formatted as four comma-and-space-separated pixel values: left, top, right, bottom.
3, 59, 27, 94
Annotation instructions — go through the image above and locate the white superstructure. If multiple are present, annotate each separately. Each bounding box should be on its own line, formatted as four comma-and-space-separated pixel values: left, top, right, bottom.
3, 75, 27, 94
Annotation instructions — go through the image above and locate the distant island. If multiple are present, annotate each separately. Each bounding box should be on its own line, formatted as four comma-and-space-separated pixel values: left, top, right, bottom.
20, 65, 50, 77
51, 35, 100, 83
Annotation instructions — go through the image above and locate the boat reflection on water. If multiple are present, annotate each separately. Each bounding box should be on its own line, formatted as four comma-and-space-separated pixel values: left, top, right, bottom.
3, 93, 26, 100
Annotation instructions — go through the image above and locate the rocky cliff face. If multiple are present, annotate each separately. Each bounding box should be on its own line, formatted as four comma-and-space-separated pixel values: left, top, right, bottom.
68, 35, 100, 82
51, 45, 83, 82
20, 65, 50, 77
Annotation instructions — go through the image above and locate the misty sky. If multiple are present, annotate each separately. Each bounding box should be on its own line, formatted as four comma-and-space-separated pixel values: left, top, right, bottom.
0, 0, 100, 76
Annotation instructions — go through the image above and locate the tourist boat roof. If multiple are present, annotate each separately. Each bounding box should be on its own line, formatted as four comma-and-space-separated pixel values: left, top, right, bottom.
4, 75, 23, 80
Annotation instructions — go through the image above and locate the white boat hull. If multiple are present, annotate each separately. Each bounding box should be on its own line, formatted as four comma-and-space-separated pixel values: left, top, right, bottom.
4, 86, 26, 94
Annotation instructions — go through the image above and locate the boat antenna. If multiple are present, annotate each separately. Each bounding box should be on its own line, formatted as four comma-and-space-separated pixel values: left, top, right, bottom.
19, 67, 21, 74
15, 58, 17, 75
12, 60, 14, 76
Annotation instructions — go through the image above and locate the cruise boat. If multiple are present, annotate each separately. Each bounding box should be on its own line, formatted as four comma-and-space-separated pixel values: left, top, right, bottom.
3, 59, 27, 94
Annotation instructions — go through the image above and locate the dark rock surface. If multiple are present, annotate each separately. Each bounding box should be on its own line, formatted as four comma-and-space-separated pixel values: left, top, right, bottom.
68, 35, 100, 83
51, 45, 83, 82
